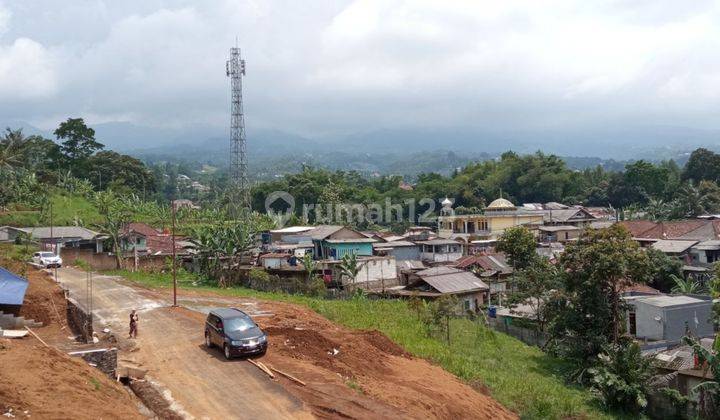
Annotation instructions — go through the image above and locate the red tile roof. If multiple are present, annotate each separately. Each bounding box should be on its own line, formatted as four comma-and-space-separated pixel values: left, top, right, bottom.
122, 222, 160, 237
619, 220, 719, 240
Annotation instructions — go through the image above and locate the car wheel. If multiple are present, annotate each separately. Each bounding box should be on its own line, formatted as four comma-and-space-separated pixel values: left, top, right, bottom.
205, 333, 214, 348
223, 344, 232, 360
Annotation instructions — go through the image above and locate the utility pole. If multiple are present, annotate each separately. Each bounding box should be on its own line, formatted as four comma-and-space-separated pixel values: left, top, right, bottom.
172, 202, 177, 307
226, 43, 250, 212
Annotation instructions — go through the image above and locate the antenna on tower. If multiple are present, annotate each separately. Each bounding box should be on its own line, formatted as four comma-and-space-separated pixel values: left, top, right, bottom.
226, 44, 250, 213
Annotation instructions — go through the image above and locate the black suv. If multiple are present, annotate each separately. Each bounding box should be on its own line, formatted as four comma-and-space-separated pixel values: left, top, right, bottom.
205, 308, 268, 359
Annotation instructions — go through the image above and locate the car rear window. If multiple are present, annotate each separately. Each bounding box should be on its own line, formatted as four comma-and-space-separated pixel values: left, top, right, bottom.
40, 252, 55, 257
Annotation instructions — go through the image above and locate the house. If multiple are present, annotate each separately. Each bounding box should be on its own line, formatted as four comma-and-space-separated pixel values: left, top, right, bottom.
541, 207, 596, 227
119, 222, 157, 253
0, 267, 28, 316
396, 259, 426, 285
689, 240, 720, 265
404, 226, 433, 241
417, 239, 463, 263
268, 226, 315, 243
438, 197, 544, 240
373, 241, 420, 261
620, 219, 720, 243
0, 226, 104, 253
259, 253, 292, 269
538, 225, 581, 243
651, 240, 698, 262
403, 266, 489, 312
308, 225, 377, 260
316, 256, 397, 289
455, 253, 513, 300
624, 295, 714, 343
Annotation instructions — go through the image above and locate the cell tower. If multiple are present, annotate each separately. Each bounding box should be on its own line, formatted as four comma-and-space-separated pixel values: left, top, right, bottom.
226, 45, 250, 209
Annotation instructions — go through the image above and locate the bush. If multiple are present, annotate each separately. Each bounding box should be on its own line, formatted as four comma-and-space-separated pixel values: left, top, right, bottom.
306, 277, 327, 298
586, 342, 651, 413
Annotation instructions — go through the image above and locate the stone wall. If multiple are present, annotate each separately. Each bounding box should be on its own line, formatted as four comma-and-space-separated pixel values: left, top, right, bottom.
69, 348, 118, 377
66, 297, 93, 343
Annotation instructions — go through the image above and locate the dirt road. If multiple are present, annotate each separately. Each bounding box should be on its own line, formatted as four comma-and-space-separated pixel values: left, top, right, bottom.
55, 267, 311, 419
55, 267, 517, 419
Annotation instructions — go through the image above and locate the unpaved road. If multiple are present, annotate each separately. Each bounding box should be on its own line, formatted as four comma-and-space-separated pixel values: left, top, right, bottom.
55, 267, 311, 419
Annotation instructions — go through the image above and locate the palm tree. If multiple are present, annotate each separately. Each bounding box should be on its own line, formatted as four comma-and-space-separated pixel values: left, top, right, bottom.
670, 275, 702, 294
0, 128, 27, 170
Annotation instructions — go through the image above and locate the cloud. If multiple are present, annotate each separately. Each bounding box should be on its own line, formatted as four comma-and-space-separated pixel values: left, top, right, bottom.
1, 0, 720, 137
0, 38, 58, 100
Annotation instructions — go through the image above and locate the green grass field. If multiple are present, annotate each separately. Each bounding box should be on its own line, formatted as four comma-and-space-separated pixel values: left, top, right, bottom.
0, 192, 102, 227
107, 269, 617, 419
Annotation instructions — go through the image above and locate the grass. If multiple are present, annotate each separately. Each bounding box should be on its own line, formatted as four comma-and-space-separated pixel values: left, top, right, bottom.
89, 377, 102, 391
106, 269, 616, 419
0, 191, 102, 227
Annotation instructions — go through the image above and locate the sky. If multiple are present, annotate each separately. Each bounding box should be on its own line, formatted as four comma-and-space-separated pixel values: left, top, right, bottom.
1, 0, 720, 140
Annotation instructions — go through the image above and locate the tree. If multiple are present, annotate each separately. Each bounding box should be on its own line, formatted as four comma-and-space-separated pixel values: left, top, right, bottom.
550, 225, 651, 361
683, 148, 720, 183
496, 226, 537, 270
646, 248, 683, 293
54, 118, 104, 167
508, 257, 561, 332
92, 190, 132, 269
86, 151, 155, 194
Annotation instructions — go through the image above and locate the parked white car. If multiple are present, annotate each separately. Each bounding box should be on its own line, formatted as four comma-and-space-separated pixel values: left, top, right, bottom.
32, 251, 63, 268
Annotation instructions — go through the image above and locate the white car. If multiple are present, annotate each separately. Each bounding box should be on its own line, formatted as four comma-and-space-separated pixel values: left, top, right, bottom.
32, 251, 63, 268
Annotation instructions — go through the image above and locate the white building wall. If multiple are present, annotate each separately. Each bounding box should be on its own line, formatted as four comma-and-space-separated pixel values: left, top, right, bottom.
348, 257, 397, 286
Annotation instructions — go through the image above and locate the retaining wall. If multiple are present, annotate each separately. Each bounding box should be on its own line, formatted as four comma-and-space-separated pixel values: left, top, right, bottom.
66, 297, 93, 343
69, 348, 118, 377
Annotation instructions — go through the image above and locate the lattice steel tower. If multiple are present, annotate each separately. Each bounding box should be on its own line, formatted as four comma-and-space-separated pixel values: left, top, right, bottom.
226, 46, 250, 209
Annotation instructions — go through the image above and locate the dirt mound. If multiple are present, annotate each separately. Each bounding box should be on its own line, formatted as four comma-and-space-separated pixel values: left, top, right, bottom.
0, 339, 143, 420
18, 270, 67, 327
253, 300, 518, 419
359, 329, 410, 357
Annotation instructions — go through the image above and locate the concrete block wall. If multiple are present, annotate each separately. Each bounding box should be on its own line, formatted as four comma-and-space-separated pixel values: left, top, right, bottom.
66, 297, 93, 343
69, 348, 118, 377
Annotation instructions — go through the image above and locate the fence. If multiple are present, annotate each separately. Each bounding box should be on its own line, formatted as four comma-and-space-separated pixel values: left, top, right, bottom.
488, 317, 549, 347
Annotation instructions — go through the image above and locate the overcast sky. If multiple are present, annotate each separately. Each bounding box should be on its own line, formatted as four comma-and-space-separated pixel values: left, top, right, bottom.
1, 0, 719, 138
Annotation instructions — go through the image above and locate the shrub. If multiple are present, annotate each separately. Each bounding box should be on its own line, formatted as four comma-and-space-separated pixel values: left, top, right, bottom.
587, 342, 651, 413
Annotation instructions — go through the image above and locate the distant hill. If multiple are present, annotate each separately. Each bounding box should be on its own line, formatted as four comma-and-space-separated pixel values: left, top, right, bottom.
2, 120, 717, 177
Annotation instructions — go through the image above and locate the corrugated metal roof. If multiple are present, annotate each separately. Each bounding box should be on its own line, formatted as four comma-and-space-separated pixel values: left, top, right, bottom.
372, 241, 417, 248
270, 226, 315, 234
308, 225, 345, 240
651, 240, 698, 254
411, 266, 489, 294
692, 240, 720, 250
15, 226, 101, 240
416, 239, 461, 246
325, 238, 377, 244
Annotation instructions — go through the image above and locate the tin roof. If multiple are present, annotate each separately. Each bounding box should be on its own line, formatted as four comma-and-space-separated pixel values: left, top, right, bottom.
411, 267, 489, 294
651, 240, 698, 254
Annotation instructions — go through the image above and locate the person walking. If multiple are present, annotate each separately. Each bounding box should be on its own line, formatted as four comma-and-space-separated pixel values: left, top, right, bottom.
128, 310, 139, 339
